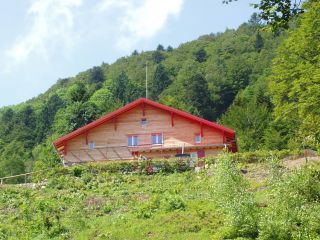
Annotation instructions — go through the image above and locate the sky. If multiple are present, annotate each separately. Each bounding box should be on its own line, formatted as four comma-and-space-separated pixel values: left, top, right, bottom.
0, 0, 255, 107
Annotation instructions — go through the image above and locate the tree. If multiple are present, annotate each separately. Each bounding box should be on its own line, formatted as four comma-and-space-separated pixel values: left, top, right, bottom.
167, 45, 173, 52
89, 88, 122, 115
88, 66, 105, 85
159, 95, 192, 113
268, 1, 320, 149
112, 71, 129, 102
255, 0, 304, 30
0, 108, 14, 135
220, 75, 273, 151
152, 51, 165, 63
185, 73, 213, 119
124, 80, 144, 103
32, 138, 62, 170
131, 50, 139, 56
150, 64, 171, 100
67, 82, 88, 103
53, 102, 98, 134
254, 32, 264, 52
195, 48, 207, 63
248, 13, 263, 29
1, 108, 14, 122
18, 105, 36, 129
223, 0, 304, 30
0, 141, 29, 182
36, 94, 65, 142
221, 100, 271, 151
156, 44, 165, 51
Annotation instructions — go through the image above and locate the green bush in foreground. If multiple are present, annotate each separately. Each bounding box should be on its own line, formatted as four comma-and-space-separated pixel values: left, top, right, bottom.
259, 165, 320, 240
212, 154, 259, 239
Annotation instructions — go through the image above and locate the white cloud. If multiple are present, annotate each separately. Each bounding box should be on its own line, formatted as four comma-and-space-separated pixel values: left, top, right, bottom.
98, 0, 184, 49
3, 0, 184, 72
6, 0, 82, 64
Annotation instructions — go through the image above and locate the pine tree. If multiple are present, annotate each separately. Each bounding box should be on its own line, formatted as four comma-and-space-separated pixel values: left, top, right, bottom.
195, 48, 207, 63
156, 44, 165, 51
150, 64, 171, 100
131, 50, 139, 56
152, 51, 165, 63
113, 71, 129, 102
167, 45, 173, 52
185, 73, 213, 119
254, 32, 264, 52
88, 66, 104, 85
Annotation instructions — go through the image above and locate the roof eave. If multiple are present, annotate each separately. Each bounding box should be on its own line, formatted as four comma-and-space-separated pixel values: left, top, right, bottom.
53, 98, 235, 147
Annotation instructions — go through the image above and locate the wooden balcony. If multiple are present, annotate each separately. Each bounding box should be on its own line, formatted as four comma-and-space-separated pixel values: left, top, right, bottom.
62, 142, 229, 166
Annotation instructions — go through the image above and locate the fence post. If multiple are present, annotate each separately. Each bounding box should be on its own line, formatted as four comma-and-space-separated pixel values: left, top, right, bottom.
1, 178, 3, 185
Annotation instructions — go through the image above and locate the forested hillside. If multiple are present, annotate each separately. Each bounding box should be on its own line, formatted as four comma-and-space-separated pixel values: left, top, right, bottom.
0, 1, 319, 178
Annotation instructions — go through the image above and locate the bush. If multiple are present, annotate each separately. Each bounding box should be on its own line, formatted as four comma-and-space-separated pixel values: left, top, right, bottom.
258, 166, 320, 240
161, 193, 186, 212
212, 153, 259, 239
136, 195, 161, 219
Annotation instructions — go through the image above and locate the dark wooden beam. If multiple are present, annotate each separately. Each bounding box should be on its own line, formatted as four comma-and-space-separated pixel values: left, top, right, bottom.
200, 123, 204, 137
142, 103, 146, 116
114, 118, 117, 131
112, 147, 122, 159
171, 112, 174, 127
97, 148, 107, 159
83, 149, 95, 161
70, 151, 83, 162
85, 133, 88, 145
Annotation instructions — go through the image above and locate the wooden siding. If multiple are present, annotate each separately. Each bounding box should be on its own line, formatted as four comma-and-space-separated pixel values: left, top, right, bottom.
63, 105, 226, 164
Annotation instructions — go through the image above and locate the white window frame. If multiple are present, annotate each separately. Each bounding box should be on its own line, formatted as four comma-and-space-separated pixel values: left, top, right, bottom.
128, 135, 138, 146
141, 118, 148, 128
195, 134, 201, 143
152, 133, 163, 145
88, 141, 95, 150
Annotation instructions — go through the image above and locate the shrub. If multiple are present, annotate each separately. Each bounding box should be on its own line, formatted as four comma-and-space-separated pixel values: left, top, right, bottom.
161, 193, 186, 212
258, 166, 320, 240
136, 195, 161, 219
212, 153, 259, 238
72, 166, 84, 177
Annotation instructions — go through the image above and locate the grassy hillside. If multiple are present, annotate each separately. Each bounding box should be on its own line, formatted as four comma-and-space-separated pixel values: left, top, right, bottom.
1, 153, 320, 239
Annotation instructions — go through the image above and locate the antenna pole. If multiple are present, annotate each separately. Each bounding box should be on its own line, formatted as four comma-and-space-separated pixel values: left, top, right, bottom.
145, 61, 148, 99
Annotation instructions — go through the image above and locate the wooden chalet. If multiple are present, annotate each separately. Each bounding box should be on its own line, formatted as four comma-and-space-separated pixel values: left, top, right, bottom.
53, 98, 237, 166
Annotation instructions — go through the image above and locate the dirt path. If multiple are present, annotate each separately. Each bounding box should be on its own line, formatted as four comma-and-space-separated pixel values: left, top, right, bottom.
283, 156, 320, 170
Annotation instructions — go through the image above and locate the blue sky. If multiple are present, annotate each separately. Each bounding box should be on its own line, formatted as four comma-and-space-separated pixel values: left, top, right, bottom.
0, 0, 255, 107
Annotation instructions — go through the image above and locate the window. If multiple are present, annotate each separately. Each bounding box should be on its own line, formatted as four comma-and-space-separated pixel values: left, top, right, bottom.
190, 152, 198, 159
141, 118, 147, 128
195, 134, 201, 143
88, 141, 95, 150
128, 135, 138, 146
152, 133, 163, 145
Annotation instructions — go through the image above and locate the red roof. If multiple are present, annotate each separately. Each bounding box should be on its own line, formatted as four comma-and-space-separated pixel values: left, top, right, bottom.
53, 98, 235, 148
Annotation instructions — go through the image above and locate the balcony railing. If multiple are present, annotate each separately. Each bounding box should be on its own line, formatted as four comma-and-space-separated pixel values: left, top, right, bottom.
63, 142, 228, 165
